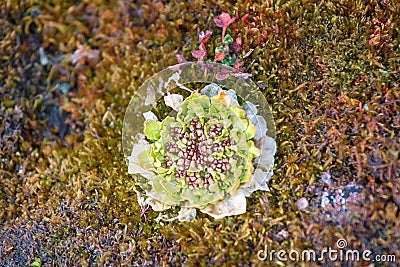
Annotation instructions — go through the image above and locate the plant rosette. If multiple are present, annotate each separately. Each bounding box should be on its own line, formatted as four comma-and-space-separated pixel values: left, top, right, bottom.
124, 63, 276, 221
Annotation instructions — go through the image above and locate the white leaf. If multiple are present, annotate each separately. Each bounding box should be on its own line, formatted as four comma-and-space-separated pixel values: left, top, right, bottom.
254, 136, 276, 172
127, 140, 153, 178
200, 193, 247, 219
145, 85, 156, 106
226, 89, 239, 106
146, 197, 172, 212
165, 72, 192, 92
143, 111, 158, 121
164, 93, 184, 112
239, 169, 271, 197
244, 101, 267, 141
200, 83, 223, 97
253, 115, 267, 142
156, 207, 196, 222
244, 101, 258, 117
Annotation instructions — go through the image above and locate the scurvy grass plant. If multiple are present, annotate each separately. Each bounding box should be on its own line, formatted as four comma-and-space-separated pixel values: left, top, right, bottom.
128, 80, 276, 220
138, 92, 260, 208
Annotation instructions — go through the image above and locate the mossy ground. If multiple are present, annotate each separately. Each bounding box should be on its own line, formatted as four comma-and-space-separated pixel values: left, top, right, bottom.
0, 0, 399, 266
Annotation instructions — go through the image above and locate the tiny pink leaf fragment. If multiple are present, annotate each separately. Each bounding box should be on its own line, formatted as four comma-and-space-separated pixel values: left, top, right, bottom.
175, 54, 188, 63
215, 67, 233, 80
70, 45, 100, 67
369, 35, 380, 46
321, 172, 333, 186
235, 37, 242, 47
233, 59, 244, 70
216, 71, 230, 81
241, 13, 250, 22
199, 30, 213, 44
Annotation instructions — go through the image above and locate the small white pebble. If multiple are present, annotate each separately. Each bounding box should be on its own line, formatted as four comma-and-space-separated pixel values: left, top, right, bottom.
320, 172, 333, 186
296, 197, 309, 210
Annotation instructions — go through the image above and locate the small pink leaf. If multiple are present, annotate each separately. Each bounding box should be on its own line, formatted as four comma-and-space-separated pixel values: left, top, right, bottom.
216, 71, 230, 81
214, 51, 225, 62
368, 35, 380, 46
199, 43, 206, 51
214, 12, 236, 28
232, 71, 252, 82
241, 13, 249, 22
199, 30, 213, 44
191, 50, 206, 61
235, 37, 242, 47
228, 17, 236, 25
175, 54, 188, 63
191, 43, 207, 61
231, 37, 243, 55
233, 59, 244, 70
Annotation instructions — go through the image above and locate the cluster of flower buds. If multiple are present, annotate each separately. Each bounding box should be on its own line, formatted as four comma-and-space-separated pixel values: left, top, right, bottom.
163, 156, 173, 168
220, 136, 232, 147
166, 142, 179, 153
170, 127, 184, 140
164, 117, 232, 189
204, 172, 215, 188
208, 123, 222, 138
186, 173, 202, 189
210, 158, 230, 172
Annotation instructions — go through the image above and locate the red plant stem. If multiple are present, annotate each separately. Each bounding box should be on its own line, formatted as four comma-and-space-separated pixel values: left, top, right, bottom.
222, 27, 226, 41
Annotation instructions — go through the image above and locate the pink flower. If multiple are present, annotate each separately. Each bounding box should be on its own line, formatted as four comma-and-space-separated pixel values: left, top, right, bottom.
214, 12, 236, 40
